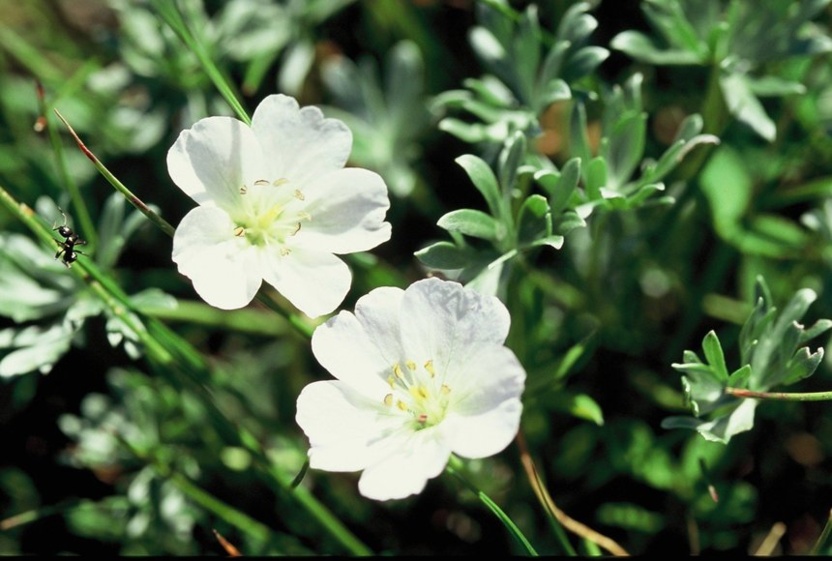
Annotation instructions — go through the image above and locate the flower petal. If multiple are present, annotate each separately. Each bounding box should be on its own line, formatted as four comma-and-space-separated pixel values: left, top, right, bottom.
400, 278, 511, 373
293, 168, 392, 254
167, 116, 268, 210
296, 381, 400, 472
309, 285, 412, 395
260, 248, 351, 318
172, 206, 262, 309
357, 428, 450, 501
440, 344, 525, 458
311, 306, 398, 398
252, 94, 352, 187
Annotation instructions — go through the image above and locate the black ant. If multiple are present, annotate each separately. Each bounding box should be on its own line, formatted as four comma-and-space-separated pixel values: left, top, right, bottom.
52, 207, 87, 268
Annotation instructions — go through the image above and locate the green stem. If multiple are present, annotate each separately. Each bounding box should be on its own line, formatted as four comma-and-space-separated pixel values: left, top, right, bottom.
53, 109, 176, 237
812, 509, 832, 555
36, 82, 98, 248
150, 0, 251, 125
446, 455, 538, 556
725, 387, 832, 402
137, 299, 289, 337
167, 471, 276, 545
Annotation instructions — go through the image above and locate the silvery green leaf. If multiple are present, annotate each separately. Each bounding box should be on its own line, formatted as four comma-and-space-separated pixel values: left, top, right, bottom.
537, 78, 572, 109
586, 156, 607, 200
437, 209, 501, 242
498, 131, 526, 192
720, 72, 777, 142
603, 110, 647, 191
414, 241, 470, 270
610, 30, 703, 65
701, 330, 729, 382
517, 195, 551, 244
456, 154, 506, 221
781, 347, 824, 386
562, 46, 610, 82
512, 5, 541, 103
278, 40, 315, 96
530, 235, 565, 251
0, 323, 74, 377
462, 76, 517, 108
553, 209, 587, 236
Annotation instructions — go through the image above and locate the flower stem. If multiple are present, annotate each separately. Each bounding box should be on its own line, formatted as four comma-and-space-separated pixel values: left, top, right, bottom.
150, 0, 251, 125
36, 81, 98, 248
515, 431, 629, 556
446, 455, 538, 556
725, 387, 832, 401
812, 509, 832, 555
53, 109, 176, 237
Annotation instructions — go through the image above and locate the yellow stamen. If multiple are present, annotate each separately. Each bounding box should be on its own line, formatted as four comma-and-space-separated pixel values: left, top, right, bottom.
383, 393, 393, 406
294, 189, 305, 201
239, 185, 247, 195
393, 363, 404, 379
273, 178, 289, 187
424, 360, 435, 377
280, 247, 291, 256
254, 179, 270, 186
233, 226, 246, 237
406, 360, 416, 371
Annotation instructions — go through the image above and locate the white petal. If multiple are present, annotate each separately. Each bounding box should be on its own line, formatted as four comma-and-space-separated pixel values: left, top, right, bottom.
352, 286, 407, 365
311, 310, 396, 398
441, 399, 522, 459
167, 116, 268, 210
172, 206, 262, 309
400, 278, 511, 373
357, 428, 450, 501
251, 94, 352, 186
261, 248, 351, 318
294, 168, 391, 254
296, 381, 398, 472
440, 344, 525, 458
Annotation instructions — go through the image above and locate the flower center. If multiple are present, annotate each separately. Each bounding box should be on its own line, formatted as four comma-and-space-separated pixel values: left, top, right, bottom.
232, 178, 311, 252
383, 359, 451, 429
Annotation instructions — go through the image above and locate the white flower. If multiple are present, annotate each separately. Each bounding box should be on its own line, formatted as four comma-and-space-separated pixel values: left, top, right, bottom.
167, 94, 392, 317
295, 277, 526, 501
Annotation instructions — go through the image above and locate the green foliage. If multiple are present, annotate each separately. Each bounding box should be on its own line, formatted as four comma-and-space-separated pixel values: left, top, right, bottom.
3, 0, 832, 556
664, 276, 832, 443
611, 0, 832, 140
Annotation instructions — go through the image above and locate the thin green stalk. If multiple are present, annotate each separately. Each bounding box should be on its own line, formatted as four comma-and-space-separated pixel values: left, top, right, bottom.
167, 471, 276, 545
36, 82, 98, 248
725, 387, 832, 402
811, 509, 832, 555
150, 0, 251, 125
137, 299, 289, 337
53, 109, 176, 237
446, 455, 538, 556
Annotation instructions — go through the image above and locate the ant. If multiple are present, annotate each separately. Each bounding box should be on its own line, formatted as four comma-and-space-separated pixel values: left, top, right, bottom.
52, 207, 87, 268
